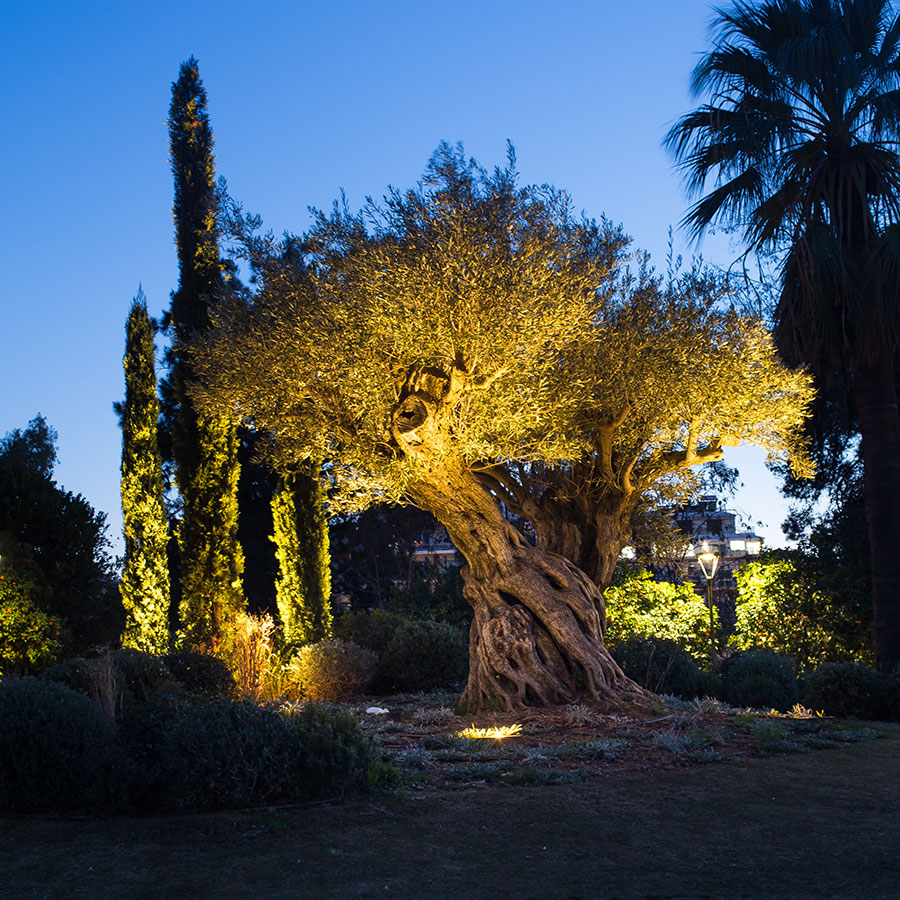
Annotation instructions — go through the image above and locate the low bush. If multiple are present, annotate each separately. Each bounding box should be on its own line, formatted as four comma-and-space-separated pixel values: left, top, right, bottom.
0, 676, 115, 812
288, 639, 377, 701
610, 635, 704, 698
107, 648, 173, 702
118, 697, 375, 810
802, 662, 887, 720
381, 620, 468, 692
333, 609, 408, 658
719, 648, 799, 711
42, 649, 173, 711
165, 651, 236, 698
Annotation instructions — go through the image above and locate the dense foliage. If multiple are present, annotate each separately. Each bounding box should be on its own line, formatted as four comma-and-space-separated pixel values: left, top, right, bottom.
609, 635, 704, 698
604, 569, 712, 663
733, 553, 873, 670
381, 619, 469, 692
667, 0, 900, 673
0, 417, 119, 651
0, 677, 115, 812
163, 57, 244, 651
119, 294, 171, 653
287, 639, 377, 701
0, 570, 65, 673
718, 648, 799, 711
271, 467, 332, 644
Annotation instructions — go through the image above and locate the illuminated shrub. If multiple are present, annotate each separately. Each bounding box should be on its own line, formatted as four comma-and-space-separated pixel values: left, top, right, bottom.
381, 620, 469, 692
0, 677, 114, 812
164, 650, 236, 698
733, 556, 873, 671
605, 570, 711, 663
719, 648, 799, 711
288, 639, 377, 701
802, 662, 886, 719
610, 636, 704, 698
0, 574, 65, 674
118, 698, 374, 810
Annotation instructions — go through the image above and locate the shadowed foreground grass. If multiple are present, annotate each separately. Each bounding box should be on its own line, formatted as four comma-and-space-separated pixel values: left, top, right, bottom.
3, 724, 899, 900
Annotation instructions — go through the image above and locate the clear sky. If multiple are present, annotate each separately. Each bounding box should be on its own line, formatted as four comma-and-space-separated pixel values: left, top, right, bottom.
0, 0, 793, 557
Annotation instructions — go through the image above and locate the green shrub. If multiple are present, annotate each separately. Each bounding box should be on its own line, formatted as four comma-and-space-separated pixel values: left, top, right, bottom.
165, 651, 236, 698
118, 698, 374, 810
43, 649, 173, 710
333, 608, 408, 657
605, 570, 712, 663
719, 648, 799, 711
107, 648, 173, 702
0, 573, 66, 674
288, 639, 377, 701
0, 677, 114, 812
381, 620, 468, 692
733, 555, 873, 671
610, 636, 704, 698
802, 662, 887, 719
40, 656, 97, 695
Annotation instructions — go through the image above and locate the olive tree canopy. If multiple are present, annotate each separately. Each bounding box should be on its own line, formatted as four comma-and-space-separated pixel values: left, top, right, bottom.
193, 144, 812, 711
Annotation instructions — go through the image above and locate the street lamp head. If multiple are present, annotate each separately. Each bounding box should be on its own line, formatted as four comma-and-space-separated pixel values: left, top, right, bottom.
697, 543, 719, 580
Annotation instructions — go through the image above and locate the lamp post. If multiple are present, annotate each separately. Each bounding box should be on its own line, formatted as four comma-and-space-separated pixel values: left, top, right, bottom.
697, 543, 719, 669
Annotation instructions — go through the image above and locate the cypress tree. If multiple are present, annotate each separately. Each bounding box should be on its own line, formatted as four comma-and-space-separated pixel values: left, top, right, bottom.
119, 292, 170, 654
166, 57, 243, 651
271, 466, 332, 645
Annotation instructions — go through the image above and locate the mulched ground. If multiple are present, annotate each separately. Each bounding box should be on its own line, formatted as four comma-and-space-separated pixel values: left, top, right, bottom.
353, 694, 876, 791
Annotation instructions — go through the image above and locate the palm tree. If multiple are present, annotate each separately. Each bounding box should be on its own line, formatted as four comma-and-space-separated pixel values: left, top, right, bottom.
666, 0, 900, 674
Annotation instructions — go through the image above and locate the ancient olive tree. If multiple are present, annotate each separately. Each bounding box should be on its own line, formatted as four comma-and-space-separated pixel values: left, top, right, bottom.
478, 268, 814, 591
193, 145, 811, 711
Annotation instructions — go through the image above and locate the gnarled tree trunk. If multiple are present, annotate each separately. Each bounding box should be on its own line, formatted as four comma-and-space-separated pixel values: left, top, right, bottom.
408, 471, 649, 713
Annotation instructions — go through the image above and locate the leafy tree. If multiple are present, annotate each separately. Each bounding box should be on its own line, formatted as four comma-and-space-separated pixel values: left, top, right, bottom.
193, 144, 810, 711
0, 417, 119, 650
0, 568, 66, 674
118, 293, 171, 653
604, 569, 712, 664
270, 467, 332, 645
733, 551, 873, 670
163, 57, 244, 651
666, 0, 900, 673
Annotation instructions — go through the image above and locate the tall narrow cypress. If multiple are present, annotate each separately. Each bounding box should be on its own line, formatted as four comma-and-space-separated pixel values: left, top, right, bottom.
166, 57, 243, 651
271, 466, 332, 645
120, 292, 170, 654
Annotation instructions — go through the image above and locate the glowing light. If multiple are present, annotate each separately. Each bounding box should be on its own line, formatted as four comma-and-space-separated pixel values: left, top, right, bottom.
458, 724, 523, 739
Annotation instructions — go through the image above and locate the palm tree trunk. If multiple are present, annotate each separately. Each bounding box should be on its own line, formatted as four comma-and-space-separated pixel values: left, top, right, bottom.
854, 353, 900, 674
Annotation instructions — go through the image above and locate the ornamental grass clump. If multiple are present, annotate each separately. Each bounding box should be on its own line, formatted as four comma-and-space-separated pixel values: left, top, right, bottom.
288, 639, 377, 701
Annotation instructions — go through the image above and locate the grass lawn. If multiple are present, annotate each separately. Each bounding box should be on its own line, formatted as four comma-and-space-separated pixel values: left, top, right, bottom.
3, 717, 899, 900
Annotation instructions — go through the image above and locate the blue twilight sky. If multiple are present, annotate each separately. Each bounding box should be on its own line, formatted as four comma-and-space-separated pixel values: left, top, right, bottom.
0, 0, 793, 557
